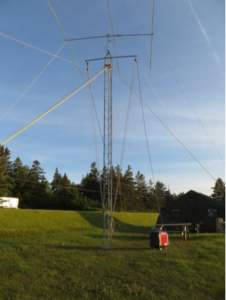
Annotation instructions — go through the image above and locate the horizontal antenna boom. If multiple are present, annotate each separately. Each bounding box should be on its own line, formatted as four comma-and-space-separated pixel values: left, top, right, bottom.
67, 33, 153, 42
86, 55, 137, 63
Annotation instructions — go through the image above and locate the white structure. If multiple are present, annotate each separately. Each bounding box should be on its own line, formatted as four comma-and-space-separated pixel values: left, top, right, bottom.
0, 197, 19, 208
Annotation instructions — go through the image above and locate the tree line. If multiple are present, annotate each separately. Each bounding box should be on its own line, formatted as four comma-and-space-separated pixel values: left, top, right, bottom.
0, 146, 225, 211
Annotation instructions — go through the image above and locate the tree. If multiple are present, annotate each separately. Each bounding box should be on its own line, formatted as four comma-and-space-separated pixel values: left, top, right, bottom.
0, 144, 192, 212
60, 173, 71, 209
51, 168, 62, 194
0, 165, 8, 197
177, 192, 185, 199
51, 169, 87, 210
51, 167, 62, 208
11, 157, 30, 205
152, 181, 167, 211
69, 182, 85, 210
211, 178, 225, 204
51, 169, 70, 209
122, 165, 136, 211
112, 165, 123, 211
134, 171, 148, 211
24, 160, 49, 208
164, 188, 174, 203
0, 146, 13, 196
80, 162, 102, 203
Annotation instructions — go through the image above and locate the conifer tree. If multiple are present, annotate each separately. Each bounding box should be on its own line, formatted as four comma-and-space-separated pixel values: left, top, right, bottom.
0, 146, 13, 196
0, 167, 7, 197
24, 160, 48, 208
61, 173, 71, 209
134, 171, 148, 211
152, 181, 167, 211
122, 165, 135, 211
51, 168, 62, 190
211, 178, 225, 204
12, 157, 29, 204
80, 162, 101, 203
112, 165, 123, 211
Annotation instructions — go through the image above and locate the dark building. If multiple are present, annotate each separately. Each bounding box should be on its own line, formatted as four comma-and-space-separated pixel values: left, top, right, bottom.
157, 190, 225, 232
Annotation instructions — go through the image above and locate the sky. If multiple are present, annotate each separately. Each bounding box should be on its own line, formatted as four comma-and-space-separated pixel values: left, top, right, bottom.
0, 0, 225, 196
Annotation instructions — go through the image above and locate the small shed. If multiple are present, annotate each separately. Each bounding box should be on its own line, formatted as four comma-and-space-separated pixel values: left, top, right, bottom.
0, 197, 19, 209
157, 190, 225, 232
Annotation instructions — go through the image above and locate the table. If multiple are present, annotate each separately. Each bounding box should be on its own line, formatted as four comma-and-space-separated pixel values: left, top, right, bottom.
150, 223, 192, 240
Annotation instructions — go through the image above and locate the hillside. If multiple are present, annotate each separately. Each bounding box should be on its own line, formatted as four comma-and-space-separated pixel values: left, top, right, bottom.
0, 210, 224, 299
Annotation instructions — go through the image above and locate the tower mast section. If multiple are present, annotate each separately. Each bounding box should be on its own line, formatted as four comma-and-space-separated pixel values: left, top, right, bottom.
84, 32, 137, 249
103, 31, 113, 249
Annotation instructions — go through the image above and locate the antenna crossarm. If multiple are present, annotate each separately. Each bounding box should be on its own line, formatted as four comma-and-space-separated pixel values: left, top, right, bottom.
66, 33, 153, 42
85, 55, 137, 63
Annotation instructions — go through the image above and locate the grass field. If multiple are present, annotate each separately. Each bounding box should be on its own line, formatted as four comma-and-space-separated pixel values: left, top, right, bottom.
0, 210, 225, 300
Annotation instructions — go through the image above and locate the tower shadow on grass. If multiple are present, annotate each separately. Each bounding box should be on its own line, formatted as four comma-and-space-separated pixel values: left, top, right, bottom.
84, 234, 148, 240
77, 211, 150, 234
47, 245, 151, 251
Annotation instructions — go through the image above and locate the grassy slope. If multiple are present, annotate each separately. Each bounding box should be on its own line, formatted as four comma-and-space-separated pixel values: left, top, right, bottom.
0, 210, 224, 300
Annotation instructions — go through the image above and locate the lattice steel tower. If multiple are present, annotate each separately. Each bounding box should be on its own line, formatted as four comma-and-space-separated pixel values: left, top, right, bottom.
102, 36, 113, 249
83, 32, 145, 249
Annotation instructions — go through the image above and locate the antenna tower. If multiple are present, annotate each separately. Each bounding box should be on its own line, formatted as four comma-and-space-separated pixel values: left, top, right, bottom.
103, 32, 113, 249
70, 30, 152, 249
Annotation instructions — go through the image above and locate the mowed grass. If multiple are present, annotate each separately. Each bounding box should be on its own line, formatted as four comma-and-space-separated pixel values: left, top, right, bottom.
0, 210, 224, 300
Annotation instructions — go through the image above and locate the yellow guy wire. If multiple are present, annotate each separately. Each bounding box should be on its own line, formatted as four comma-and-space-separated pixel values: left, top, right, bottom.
1, 67, 108, 146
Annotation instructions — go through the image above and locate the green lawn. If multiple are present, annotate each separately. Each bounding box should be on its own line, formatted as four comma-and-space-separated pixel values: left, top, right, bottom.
0, 210, 225, 300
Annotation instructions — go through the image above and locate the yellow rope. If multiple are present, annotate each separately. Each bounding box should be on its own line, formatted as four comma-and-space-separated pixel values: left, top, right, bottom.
1, 67, 108, 146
